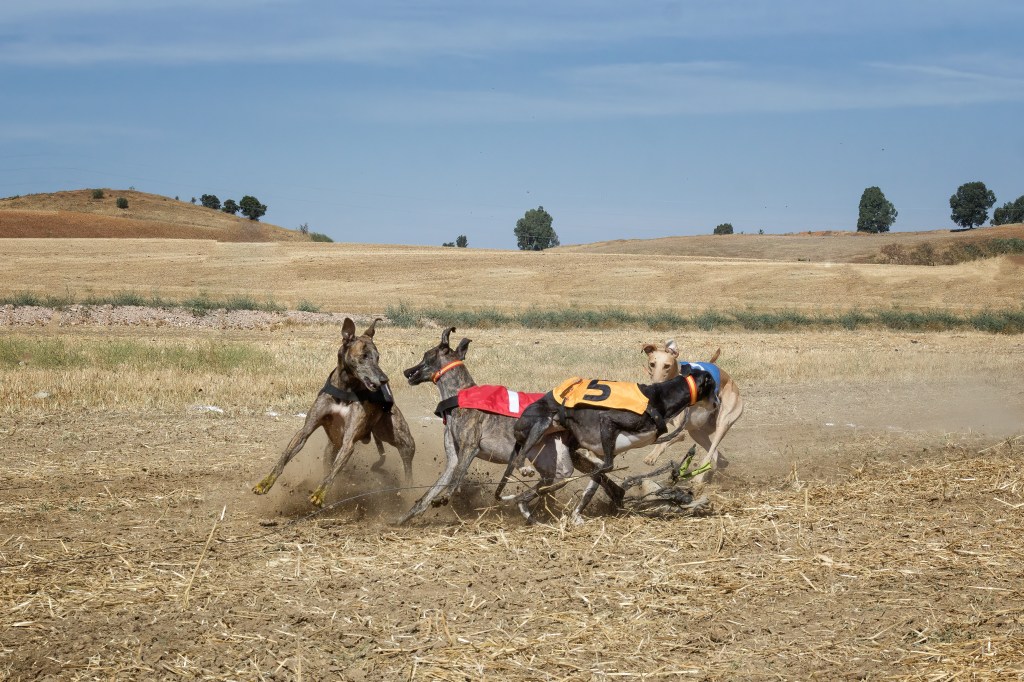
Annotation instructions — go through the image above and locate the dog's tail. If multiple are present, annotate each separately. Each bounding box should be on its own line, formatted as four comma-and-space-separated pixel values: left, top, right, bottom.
708, 348, 721, 364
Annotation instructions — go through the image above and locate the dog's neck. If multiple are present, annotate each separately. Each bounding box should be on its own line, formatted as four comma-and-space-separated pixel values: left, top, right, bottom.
434, 364, 475, 401
643, 373, 712, 421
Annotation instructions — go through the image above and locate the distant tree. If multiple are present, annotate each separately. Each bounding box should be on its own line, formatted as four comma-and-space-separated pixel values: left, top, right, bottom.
514, 206, 559, 250
221, 199, 240, 215
239, 195, 267, 221
191, 197, 196, 204
758, 229, 765, 235
442, 241, 455, 247
91, 189, 104, 199
175, 195, 180, 201
297, 222, 310, 235
200, 194, 221, 210
713, 223, 734, 235
456, 234, 468, 248
856, 186, 897, 233
116, 197, 128, 209
992, 195, 1024, 225
950, 181, 996, 229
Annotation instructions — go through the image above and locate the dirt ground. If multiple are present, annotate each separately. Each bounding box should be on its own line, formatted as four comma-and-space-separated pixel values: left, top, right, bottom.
2, 351, 1023, 680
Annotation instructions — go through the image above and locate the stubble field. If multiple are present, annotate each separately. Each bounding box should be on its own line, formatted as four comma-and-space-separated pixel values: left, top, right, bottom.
1, 238, 1024, 680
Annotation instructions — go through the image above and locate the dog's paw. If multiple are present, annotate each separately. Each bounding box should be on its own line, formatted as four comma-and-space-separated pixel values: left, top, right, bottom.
642, 453, 659, 466
519, 464, 537, 478
252, 474, 277, 495
430, 495, 450, 508
309, 487, 327, 507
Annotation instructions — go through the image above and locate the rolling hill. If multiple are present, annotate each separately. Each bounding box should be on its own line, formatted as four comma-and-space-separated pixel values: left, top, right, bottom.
556, 224, 1024, 264
0, 189, 306, 242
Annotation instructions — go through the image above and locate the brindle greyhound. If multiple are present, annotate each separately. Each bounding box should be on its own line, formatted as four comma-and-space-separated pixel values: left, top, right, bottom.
399, 327, 624, 524
495, 367, 717, 523
641, 340, 744, 483
252, 318, 416, 507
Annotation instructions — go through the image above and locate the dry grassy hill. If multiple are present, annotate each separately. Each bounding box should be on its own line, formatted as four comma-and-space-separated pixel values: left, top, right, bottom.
0, 189, 305, 242
558, 224, 1024, 264
3, 238, 1022, 314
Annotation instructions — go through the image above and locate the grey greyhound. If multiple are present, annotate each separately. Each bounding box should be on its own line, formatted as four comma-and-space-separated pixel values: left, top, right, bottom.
495, 366, 717, 523
399, 327, 624, 524
253, 317, 415, 508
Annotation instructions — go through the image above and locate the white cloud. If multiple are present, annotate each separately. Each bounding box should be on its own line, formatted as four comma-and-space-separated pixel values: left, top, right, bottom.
346, 58, 1024, 122
2, 1, 1023, 66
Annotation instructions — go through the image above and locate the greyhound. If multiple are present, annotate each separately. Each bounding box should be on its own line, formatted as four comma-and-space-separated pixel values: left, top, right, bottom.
495, 366, 717, 523
399, 327, 624, 524
252, 317, 416, 508
641, 340, 744, 483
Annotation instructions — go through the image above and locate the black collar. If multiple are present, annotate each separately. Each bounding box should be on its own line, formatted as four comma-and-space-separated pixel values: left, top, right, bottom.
434, 395, 460, 419
321, 375, 394, 413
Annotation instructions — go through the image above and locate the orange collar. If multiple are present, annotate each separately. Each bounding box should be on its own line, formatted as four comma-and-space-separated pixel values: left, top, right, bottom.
432, 360, 464, 383
685, 374, 698, 406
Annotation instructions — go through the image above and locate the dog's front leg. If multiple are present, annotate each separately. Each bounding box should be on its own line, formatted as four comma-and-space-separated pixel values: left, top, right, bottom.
395, 425, 460, 525
309, 425, 362, 507
643, 411, 688, 465
253, 399, 327, 495
571, 478, 603, 525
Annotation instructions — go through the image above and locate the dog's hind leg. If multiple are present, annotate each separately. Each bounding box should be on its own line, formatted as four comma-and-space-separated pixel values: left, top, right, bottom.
689, 392, 743, 484
495, 415, 553, 499
373, 407, 416, 485
253, 397, 329, 495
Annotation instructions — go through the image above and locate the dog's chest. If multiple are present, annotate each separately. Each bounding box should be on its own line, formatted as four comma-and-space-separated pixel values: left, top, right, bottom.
326, 402, 353, 419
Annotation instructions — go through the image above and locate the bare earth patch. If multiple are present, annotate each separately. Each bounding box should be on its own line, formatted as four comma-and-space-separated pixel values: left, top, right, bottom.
1, 319, 1022, 679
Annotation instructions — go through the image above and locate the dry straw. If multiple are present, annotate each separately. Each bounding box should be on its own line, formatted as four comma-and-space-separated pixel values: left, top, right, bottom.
2, 435, 1023, 679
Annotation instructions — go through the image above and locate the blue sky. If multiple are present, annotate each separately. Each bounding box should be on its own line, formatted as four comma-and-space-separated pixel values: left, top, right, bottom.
2, 1, 1023, 248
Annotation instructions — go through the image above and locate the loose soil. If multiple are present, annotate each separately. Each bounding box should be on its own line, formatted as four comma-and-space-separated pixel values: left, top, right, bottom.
2, 320, 1023, 679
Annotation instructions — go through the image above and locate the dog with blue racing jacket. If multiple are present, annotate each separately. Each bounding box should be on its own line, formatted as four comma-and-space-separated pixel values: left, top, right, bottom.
641, 340, 744, 483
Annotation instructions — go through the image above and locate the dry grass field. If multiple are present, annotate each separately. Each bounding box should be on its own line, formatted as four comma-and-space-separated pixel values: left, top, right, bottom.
2, 237, 1024, 314
558, 223, 1024, 264
1, 321, 1023, 680
2, 223, 1024, 679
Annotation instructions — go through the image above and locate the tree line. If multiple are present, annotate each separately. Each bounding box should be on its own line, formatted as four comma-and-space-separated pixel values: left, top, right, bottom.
193, 193, 267, 221
855, 181, 1022, 233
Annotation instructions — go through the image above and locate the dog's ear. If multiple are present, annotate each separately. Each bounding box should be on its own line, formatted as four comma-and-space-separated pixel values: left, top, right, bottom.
440, 326, 456, 349
363, 317, 382, 338
342, 318, 356, 343
665, 339, 679, 357
642, 343, 657, 356
454, 337, 472, 359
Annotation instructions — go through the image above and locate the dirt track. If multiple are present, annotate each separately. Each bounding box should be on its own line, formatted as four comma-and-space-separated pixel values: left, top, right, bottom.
2, 341, 1023, 679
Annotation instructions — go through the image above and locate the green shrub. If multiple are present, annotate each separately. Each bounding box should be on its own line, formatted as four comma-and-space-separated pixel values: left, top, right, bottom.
296, 300, 322, 313
91, 189, 104, 200
385, 302, 418, 327
116, 197, 128, 209
309, 232, 333, 243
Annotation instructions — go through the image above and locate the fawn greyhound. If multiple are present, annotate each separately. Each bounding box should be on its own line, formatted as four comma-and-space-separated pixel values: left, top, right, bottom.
399, 328, 624, 524
252, 318, 415, 508
495, 366, 717, 523
641, 340, 744, 483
